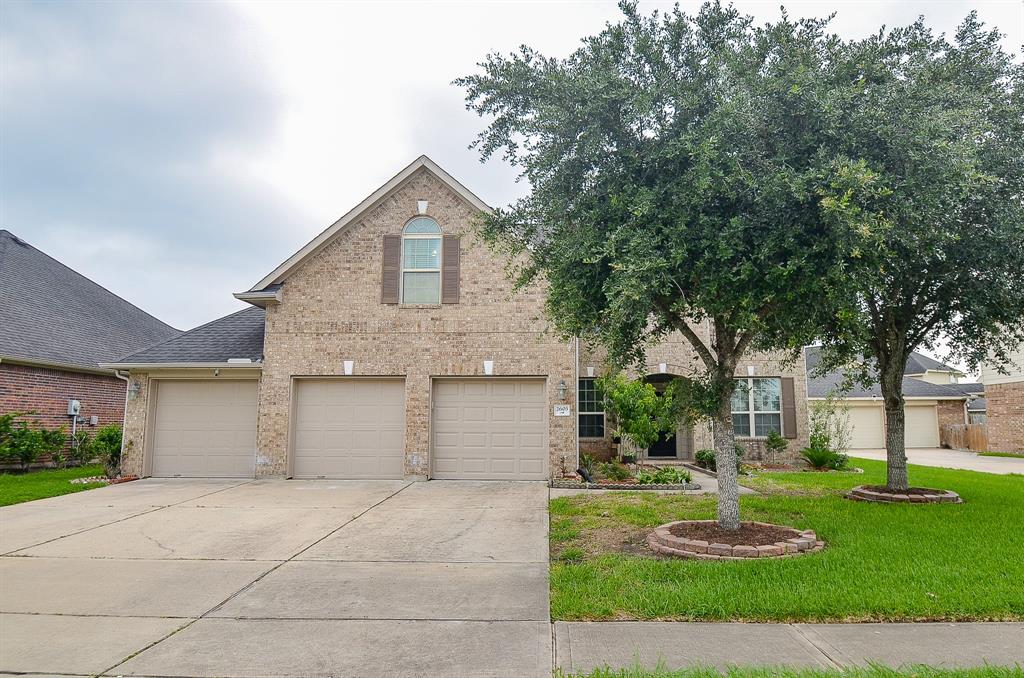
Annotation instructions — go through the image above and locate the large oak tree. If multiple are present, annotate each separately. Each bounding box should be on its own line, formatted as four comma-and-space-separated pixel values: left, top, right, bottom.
459, 2, 867, 529
814, 14, 1024, 491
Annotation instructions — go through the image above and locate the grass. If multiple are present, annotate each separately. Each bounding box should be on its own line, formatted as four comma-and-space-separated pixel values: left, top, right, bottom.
550, 458, 1024, 622
557, 666, 1023, 678
0, 464, 108, 506
978, 451, 1024, 459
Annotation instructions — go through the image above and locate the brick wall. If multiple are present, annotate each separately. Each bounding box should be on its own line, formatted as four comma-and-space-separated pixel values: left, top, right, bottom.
256, 168, 576, 479
987, 382, 1024, 453
936, 399, 966, 431
0, 362, 125, 462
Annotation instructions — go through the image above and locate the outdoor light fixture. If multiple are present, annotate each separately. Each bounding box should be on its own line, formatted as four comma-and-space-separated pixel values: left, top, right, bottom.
127, 380, 142, 400
558, 379, 567, 401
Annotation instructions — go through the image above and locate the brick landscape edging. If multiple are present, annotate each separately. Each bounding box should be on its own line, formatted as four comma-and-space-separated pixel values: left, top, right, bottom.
551, 480, 701, 491
847, 485, 962, 504
647, 520, 825, 560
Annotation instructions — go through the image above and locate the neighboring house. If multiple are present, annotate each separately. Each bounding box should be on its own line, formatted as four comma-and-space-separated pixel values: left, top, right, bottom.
805, 346, 969, 450
0, 230, 179, 456
104, 156, 810, 481
978, 344, 1024, 452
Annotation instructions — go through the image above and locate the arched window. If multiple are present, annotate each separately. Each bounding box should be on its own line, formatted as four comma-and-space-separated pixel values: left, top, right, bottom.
401, 217, 442, 303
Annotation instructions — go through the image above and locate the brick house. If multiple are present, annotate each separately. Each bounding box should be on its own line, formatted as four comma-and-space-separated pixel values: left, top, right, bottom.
0, 230, 179, 461
107, 157, 810, 480
978, 345, 1024, 453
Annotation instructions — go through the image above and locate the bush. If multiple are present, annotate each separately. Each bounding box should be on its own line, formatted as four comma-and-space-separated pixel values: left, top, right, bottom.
598, 461, 632, 481
92, 424, 123, 478
800, 435, 849, 470
579, 453, 598, 480
636, 466, 692, 485
0, 413, 66, 471
69, 429, 93, 466
694, 445, 743, 472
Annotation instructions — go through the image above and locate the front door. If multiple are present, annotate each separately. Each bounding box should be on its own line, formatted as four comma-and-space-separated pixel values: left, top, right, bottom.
647, 430, 676, 457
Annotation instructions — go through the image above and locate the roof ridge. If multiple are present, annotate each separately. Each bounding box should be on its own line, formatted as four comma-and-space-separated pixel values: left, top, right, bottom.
118, 306, 261, 361
0, 229, 179, 334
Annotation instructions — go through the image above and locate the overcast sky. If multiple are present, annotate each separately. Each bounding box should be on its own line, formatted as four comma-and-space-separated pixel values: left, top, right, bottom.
2, 1, 1021, 364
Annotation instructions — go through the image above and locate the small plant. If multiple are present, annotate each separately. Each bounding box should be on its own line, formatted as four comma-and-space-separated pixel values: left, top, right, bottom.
636, 466, 692, 485
800, 433, 849, 470
764, 430, 788, 464
92, 424, 123, 479
69, 429, 93, 466
579, 453, 598, 480
598, 461, 632, 481
0, 414, 66, 471
694, 446, 743, 472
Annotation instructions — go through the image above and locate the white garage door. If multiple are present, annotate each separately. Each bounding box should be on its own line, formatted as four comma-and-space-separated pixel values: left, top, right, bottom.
846, 405, 885, 449
292, 379, 405, 479
431, 378, 547, 480
151, 380, 258, 478
905, 405, 939, 448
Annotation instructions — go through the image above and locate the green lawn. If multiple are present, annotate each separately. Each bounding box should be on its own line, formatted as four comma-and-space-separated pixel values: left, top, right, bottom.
558, 666, 1023, 678
979, 451, 1024, 459
0, 464, 108, 506
550, 459, 1024, 622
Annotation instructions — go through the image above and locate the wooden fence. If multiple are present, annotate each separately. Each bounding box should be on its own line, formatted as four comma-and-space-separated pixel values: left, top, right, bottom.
940, 423, 989, 452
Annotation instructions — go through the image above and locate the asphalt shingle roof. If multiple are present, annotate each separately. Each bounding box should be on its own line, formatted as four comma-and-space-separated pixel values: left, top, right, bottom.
805, 347, 969, 399
904, 352, 961, 374
0, 230, 180, 371
967, 397, 987, 412
116, 306, 265, 364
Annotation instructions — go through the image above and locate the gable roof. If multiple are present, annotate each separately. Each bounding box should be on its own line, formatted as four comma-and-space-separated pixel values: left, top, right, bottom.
804, 346, 969, 400
903, 352, 963, 375
0, 230, 180, 373
240, 156, 492, 297
105, 307, 265, 366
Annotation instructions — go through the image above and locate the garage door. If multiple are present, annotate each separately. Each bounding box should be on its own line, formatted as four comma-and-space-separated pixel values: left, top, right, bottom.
292, 379, 405, 479
431, 378, 547, 480
905, 405, 939, 448
846, 405, 885, 449
151, 380, 258, 478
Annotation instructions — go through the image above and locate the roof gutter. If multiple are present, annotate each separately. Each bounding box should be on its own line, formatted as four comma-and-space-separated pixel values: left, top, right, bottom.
0, 354, 115, 376
233, 288, 282, 308
98, 361, 263, 370
807, 395, 968, 401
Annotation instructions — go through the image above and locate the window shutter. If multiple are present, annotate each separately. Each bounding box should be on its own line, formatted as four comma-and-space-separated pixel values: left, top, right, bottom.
381, 234, 401, 304
781, 377, 797, 439
441, 235, 460, 304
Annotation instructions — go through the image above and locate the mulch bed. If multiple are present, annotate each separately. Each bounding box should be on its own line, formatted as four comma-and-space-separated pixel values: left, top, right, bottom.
668, 521, 799, 547
860, 485, 940, 495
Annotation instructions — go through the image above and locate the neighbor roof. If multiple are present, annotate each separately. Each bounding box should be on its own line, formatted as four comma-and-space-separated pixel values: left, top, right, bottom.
903, 352, 962, 375
805, 347, 970, 399
0, 230, 180, 373
108, 307, 265, 366
967, 397, 987, 412
239, 156, 491, 297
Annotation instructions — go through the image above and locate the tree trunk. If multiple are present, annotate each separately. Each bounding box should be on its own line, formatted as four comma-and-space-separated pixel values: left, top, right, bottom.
879, 363, 909, 492
712, 396, 740, 530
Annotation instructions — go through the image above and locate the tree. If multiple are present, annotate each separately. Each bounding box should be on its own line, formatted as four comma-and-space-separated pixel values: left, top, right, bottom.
459, 1, 864, 529
815, 15, 1024, 491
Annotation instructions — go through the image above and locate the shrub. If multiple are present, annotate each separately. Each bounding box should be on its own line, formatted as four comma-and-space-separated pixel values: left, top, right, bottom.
799, 436, 849, 470
596, 372, 679, 451
579, 453, 598, 480
0, 414, 66, 471
92, 424, 123, 478
69, 429, 93, 466
598, 461, 632, 481
694, 446, 743, 472
764, 430, 788, 463
636, 466, 692, 485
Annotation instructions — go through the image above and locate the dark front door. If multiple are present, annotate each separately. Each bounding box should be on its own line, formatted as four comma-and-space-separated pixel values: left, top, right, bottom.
647, 430, 676, 457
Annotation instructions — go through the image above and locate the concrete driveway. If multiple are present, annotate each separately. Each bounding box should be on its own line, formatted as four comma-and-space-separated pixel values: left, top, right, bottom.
0, 478, 551, 677
851, 447, 1024, 475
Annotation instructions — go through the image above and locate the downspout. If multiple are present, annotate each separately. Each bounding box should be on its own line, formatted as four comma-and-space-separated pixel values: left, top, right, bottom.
574, 336, 580, 471
114, 370, 131, 465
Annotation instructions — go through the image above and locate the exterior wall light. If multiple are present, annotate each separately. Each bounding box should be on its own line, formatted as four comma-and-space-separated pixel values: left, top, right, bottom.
127, 380, 142, 401
558, 379, 567, 401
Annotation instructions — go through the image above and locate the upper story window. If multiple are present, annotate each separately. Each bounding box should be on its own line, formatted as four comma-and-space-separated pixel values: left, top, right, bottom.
401, 217, 442, 304
578, 378, 605, 438
731, 377, 782, 437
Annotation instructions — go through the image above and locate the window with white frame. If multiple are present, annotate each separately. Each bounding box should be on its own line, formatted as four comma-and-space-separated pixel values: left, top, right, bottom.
401, 217, 442, 304
731, 377, 782, 437
578, 378, 605, 438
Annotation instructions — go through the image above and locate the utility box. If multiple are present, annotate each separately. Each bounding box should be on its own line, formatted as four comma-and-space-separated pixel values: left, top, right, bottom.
67, 399, 81, 416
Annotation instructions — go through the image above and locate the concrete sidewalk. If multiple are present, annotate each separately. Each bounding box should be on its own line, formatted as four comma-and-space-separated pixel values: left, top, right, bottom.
554, 622, 1024, 672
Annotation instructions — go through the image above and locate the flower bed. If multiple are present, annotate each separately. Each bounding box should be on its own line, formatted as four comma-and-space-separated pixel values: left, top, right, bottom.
552, 479, 701, 491
648, 519, 824, 560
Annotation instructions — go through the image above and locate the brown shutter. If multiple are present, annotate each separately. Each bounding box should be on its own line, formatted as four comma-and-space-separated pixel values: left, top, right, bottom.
441, 235, 460, 304
381, 234, 401, 304
781, 377, 797, 439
